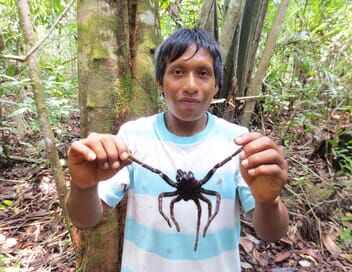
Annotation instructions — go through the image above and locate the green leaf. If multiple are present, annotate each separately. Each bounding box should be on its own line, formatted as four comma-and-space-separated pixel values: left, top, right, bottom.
6, 65, 17, 77
3, 199, 13, 206
342, 215, 352, 222
340, 228, 352, 243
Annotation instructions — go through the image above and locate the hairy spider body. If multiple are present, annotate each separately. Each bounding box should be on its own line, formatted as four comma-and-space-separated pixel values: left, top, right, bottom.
129, 147, 242, 251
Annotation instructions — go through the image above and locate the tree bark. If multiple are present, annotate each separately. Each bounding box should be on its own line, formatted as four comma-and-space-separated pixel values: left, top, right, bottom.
240, 0, 289, 126
129, 0, 161, 117
78, 0, 122, 136
0, 32, 4, 52
76, 1, 125, 270
236, 0, 264, 97
76, 1, 160, 271
218, 0, 268, 123
197, 0, 215, 34
219, 0, 242, 63
15, 0, 70, 234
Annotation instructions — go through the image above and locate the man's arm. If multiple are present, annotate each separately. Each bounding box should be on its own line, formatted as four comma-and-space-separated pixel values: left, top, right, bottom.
235, 133, 289, 241
65, 133, 130, 228
252, 197, 289, 241
65, 183, 103, 228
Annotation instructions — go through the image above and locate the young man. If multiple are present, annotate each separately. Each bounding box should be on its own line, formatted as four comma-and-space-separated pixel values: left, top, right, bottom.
66, 28, 289, 271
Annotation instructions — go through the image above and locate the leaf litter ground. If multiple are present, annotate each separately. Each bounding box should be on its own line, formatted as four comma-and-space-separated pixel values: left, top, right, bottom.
0, 114, 351, 271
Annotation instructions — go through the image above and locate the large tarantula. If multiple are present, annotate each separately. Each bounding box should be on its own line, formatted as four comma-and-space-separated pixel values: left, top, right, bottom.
129, 147, 242, 251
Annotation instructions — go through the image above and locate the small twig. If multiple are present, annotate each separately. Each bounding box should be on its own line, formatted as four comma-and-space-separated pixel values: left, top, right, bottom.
0, 0, 76, 62
0, 178, 27, 183
0, 220, 53, 231
240, 219, 253, 229
0, 211, 60, 229
43, 231, 69, 247
211, 95, 267, 105
298, 183, 324, 253
61, 56, 77, 66
288, 155, 331, 185
0, 154, 45, 164
285, 185, 307, 204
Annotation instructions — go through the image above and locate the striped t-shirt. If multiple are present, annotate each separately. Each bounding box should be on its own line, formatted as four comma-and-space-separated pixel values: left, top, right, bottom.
98, 112, 255, 272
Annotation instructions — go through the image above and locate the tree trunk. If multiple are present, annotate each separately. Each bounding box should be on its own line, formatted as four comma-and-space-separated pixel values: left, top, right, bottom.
219, 0, 242, 63
215, 0, 268, 124
76, 1, 160, 271
235, 0, 265, 98
78, 0, 122, 136
0, 32, 4, 52
129, 0, 162, 117
15, 0, 69, 228
240, 0, 289, 126
197, 0, 215, 34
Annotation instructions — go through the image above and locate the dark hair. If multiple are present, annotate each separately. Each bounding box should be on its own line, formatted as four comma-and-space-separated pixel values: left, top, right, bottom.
154, 28, 223, 90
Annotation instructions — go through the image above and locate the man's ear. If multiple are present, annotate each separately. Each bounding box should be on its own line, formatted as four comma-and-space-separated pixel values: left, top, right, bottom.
157, 82, 163, 93
213, 85, 219, 96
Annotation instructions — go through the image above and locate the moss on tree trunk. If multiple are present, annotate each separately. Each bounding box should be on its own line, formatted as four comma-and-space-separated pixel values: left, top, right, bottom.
76, 1, 160, 271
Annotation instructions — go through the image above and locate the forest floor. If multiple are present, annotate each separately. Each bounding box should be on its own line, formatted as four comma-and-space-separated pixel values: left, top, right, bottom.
0, 112, 351, 272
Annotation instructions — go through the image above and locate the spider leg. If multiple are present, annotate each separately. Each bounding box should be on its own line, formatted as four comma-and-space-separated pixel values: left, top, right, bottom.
199, 194, 213, 225
158, 191, 178, 228
170, 195, 182, 232
192, 198, 202, 251
200, 189, 221, 237
129, 155, 177, 188
200, 147, 243, 186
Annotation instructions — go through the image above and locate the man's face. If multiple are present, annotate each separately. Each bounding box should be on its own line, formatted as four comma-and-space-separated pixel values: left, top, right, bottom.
159, 45, 218, 124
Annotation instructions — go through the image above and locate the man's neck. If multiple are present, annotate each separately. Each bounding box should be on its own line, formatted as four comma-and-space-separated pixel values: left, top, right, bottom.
164, 112, 208, 137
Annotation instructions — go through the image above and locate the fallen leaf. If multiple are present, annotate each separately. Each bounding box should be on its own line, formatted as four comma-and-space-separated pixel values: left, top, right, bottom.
0, 233, 6, 245
240, 261, 252, 270
240, 236, 253, 253
340, 254, 352, 261
273, 251, 291, 263
1, 237, 17, 253
298, 249, 323, 262
298, 259, 313, 267
321, 233, 341, 257
299, 254, 318, 266
3, 237, 17, 248
271, 268, 297, 272
246, 233, 260, 245
252, 248, 268, 267
287, 224, 298, 241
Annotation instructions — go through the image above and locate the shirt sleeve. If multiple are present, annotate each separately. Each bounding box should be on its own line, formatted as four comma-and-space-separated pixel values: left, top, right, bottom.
236, 172, 255, 213
97, 125, 131, 208
97, 167, 130, 208
232, 125, 255, 213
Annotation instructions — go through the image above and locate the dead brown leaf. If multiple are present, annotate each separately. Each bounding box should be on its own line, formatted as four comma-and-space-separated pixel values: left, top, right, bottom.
321, 233, 342, 257
252, 248, 269, 267
273, 251, 291, 263
240, 236, 253, 254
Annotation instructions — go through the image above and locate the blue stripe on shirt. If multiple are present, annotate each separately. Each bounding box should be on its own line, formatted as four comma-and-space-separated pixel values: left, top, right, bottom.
124, 217, 239, 259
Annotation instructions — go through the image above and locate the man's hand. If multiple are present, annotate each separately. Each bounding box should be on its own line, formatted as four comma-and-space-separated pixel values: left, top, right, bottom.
235, 132, 288, 204
68, 133, 130, 189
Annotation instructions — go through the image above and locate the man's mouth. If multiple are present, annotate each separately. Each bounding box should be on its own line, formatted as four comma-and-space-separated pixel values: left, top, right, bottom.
179, 98, 200, 104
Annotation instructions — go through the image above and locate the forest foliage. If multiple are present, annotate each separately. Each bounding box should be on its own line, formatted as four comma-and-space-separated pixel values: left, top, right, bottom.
0, 0, 351, 270
1, 0, 350, 170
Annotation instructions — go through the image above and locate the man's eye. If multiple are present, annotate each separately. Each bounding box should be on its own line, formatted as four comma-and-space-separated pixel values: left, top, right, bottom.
173, 69, 183, 76
199, 70, 209, 77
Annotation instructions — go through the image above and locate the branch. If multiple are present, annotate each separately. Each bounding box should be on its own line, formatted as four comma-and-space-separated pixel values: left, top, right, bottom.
0, 154, 45, 164
0, 0, 76, 62
239, 0, 289, 126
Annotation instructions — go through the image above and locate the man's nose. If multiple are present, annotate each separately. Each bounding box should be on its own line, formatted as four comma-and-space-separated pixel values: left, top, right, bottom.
184, 72, 198, 93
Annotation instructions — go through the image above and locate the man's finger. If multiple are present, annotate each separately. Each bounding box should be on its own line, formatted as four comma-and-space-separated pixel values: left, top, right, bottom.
69, 140, 96, 162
